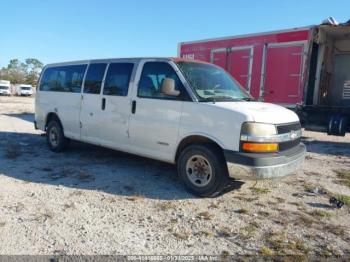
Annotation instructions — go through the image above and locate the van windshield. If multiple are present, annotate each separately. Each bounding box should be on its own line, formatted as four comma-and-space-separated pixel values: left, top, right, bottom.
21, 87, 31, 90
175, 61, 253, 102
0, 86, 9, 90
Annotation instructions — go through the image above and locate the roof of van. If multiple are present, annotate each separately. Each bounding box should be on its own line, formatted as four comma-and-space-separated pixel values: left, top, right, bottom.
17, 84, 32, 87
43, 57, 210, 67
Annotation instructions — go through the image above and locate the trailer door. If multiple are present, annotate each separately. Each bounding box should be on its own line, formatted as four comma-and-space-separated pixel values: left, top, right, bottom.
263, 43, 305, 104
211, 48, 227, 70
228, 46, 253, 91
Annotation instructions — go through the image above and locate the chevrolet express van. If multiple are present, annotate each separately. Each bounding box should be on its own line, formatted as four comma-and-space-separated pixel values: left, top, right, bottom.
35, 58, 305, 197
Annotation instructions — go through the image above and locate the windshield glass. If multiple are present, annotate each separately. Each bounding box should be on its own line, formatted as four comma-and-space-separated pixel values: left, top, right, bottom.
176, 61, 253, 102
21, 87, 31, 90
0, 86, 9, 90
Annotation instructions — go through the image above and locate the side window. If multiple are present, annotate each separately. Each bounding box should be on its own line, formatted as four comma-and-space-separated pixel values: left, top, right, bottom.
138, 62, 186, 100
83, 63, 107, 94
39, 65, 87, 93
103, 63, 134, 96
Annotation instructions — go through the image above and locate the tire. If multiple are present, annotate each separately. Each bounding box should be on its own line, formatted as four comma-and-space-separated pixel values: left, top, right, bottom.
46, 119, 68, 152
177, 143, 228, 197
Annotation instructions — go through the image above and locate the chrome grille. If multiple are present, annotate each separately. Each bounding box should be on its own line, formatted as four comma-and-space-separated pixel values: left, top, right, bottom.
277, 122, 301, 134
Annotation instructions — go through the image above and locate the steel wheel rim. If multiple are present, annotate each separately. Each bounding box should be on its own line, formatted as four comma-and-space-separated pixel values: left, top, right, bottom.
49, 126, 59, 147
185, 154, 213, 187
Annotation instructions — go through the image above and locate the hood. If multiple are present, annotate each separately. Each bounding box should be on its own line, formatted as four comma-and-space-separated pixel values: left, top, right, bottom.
212, 101, 299, 124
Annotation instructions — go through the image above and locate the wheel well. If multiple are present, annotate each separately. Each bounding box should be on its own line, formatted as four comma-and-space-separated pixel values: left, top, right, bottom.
45, 113, 62, 130
175, 135, 223, 162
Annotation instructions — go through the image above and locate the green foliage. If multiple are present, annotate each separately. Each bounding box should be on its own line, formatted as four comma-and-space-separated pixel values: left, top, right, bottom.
0, 58, 43, 85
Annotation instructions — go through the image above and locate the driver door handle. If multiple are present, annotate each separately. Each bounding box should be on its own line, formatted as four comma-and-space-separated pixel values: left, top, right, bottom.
102, 98, 106, 110
131, 100, 136, 114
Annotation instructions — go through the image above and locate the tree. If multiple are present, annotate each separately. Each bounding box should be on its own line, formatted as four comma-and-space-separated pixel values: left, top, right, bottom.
0, 58, 43, 86
24, 58, 44, 86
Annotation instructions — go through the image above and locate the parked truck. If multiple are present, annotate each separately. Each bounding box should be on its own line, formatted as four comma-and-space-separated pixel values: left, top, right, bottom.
179, 20, 350, 136
0, 80, 11, 96
16, 84, 34, 96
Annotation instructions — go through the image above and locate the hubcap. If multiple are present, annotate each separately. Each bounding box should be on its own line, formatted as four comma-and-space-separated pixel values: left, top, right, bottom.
49, 126, 59, 147
185, 155, 213, 187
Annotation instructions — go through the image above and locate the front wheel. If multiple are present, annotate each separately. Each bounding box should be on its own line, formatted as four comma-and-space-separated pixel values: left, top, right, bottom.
177, 144, 228, 197
46, 120, 68, 152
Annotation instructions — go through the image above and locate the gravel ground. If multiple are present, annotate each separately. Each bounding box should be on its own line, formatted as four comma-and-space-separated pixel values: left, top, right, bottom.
0, 96, 349, 258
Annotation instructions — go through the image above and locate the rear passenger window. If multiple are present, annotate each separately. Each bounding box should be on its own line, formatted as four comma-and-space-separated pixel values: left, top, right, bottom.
39, 65, 87, 93
83, 63, 107, 94
103, 63, 134, 96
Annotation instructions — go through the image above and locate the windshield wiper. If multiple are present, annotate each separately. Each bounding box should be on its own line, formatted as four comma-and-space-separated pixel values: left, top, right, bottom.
201, 96, 239, 102
240, 97, 255, 101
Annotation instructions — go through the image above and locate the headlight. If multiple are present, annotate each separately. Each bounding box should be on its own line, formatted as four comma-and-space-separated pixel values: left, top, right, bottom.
240, 123, 278, 153
241, 123, 277, 137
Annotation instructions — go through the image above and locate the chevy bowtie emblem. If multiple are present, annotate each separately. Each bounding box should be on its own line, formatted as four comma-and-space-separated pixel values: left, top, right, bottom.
290, 130, 298, 140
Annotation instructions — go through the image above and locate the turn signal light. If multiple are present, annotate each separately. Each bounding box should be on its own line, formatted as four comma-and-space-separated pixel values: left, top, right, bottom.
242, 143, 278, 152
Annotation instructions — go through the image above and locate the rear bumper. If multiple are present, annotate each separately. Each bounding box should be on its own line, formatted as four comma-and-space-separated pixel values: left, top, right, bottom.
224, 144, 306, 180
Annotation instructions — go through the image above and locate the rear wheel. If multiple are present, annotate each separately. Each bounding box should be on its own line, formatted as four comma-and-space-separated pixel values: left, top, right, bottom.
177, 144, 228, 197
46, 119, 68, 152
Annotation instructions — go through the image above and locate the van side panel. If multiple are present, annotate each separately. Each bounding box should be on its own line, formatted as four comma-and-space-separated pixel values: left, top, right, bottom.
35, 64, 88, 140
36, 92, 82, 140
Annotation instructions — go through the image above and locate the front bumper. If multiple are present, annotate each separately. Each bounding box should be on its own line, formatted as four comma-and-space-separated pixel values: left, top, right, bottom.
224, 143, 306, 180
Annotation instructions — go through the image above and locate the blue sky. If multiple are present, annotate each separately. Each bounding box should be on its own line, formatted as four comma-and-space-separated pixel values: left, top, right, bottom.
0, 0, 349, 67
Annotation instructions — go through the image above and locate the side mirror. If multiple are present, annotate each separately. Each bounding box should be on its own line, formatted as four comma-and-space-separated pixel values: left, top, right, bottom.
161, 78, 180, 96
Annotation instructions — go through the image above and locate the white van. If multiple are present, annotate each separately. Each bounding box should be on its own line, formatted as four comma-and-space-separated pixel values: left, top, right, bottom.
0, 80, 11, 96
16, 84, 33, 96
35, 58, 305, 197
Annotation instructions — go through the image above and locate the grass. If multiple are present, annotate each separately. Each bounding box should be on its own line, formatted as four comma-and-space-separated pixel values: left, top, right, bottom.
289, 201, 302, 207
323, 224, 346, 237
69, 190, 84, 197
217, 226, 234, 237
295, 212, 316, 227
304, 171, 321, 176
236, 208, 250, 215
258, 210, 270, 217
197, 230, 213, 237
158, 201, 175, 211
170, 218, 178, 225
333, 169, 350, 188
276, 197, 286, 203
126, 194, 145, 201
260, 246, 274, 256
240, 223, 259, 239
208, 203, 219, 209
265, 232, 310, 255
63, 202, 76, 210
220, 250, 230, 258
197, 211, 214, 220
308, 210, 332, 218
318, 246, 341, 258
250, 187, 270, 194
5, 144, 21, 159
173, 231, 191, 240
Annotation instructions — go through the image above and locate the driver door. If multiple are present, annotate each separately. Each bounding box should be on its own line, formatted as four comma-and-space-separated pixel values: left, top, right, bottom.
128, 61, 189, 162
